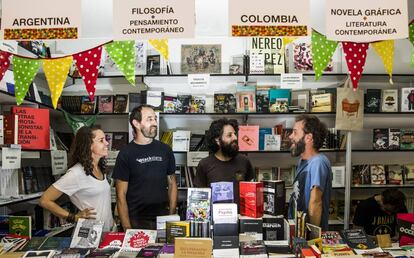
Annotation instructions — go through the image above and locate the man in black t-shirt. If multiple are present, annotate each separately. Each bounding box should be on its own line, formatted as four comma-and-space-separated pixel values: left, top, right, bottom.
113, 105, 177, 230
353, 189, 407, 237
194, 118, 254, 203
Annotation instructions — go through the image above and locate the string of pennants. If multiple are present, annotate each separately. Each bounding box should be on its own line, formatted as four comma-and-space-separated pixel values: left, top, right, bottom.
1, 24, 414, 107
0, 39, 169, 108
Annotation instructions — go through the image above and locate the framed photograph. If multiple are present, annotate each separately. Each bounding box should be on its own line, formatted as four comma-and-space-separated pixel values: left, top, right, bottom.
181, 44, 221, 74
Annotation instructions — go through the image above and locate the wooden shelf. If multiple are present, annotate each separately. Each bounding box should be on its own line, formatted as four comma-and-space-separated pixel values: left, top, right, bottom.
352, 184, 414, 189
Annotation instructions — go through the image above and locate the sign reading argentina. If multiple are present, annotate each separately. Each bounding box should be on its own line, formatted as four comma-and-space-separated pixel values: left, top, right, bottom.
1, 0, 81, 40
326, 0, 408, 42
228, 0, 310, 37
113, 0, 195, 40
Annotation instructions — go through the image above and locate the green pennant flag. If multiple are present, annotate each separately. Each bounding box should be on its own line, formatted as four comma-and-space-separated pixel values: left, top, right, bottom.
409, 23, 414, 46
411, 49, 414, 67
62, 110, 98, 134
104, 41, 135, 85
311, 30, 339, 81
13, 56, 41, 105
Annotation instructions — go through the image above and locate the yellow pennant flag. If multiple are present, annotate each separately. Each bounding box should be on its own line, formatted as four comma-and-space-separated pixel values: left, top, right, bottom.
149, 39, 169, 61
282, 37, 298, 46
42, 56, 73, 108
372, 40, 394, 84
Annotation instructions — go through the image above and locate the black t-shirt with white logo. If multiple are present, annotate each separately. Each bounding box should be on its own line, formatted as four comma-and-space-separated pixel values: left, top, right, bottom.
112, 140, 175, 219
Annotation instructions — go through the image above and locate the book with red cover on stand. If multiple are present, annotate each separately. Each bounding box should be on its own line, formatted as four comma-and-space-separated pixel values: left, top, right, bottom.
397, 213, 414, 246
239, 182, 264, 218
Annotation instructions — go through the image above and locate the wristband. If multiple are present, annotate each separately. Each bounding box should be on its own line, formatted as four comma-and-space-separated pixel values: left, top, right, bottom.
66, 212, 76, 223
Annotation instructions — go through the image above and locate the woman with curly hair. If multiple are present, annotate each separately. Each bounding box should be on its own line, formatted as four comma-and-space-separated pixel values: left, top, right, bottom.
40, 125, 114, 231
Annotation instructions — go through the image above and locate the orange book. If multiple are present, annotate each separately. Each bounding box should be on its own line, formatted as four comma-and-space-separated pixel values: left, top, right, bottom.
301, 248, 317, 258
238, 125, 259, 151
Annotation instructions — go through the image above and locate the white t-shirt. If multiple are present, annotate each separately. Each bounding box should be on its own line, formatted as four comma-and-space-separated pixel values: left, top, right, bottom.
53, 163, 114, 232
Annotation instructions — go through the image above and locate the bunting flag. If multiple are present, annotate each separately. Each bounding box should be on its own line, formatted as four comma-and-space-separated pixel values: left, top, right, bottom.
311, 30, 339, 81
149, 39, 169, 61
12, 56, 41, 104
342, 42, 369, 90
43, 57, 73, 109
62, 109, 98, 134
0, 51, 12, 82
73, 46, 103, 101
282, 37, 298, 46
409, 23, 414, 46
104, 41, 135, 85
372, 40, 394, 84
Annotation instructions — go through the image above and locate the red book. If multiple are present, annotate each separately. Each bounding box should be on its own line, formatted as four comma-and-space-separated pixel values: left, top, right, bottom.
238, 125, 259, 151
309, 245, 321, 258
11, 107, 50, 150
3, 113, 18, 144
239, 182, 264, 218
397, 213, 414, 246
99, 232, 125, 249
301, 248, 317, 258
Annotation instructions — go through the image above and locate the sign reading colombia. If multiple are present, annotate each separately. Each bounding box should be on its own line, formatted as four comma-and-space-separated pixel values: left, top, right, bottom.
326, 0, 408, 42
228, 0, 310, 37
113, 0, 195, 40
1, 0, 81, 40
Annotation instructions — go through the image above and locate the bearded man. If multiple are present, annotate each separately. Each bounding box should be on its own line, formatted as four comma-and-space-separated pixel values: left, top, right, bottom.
194, 118, 254, 204
113, 104, 177, 230
287, 115, 332, 230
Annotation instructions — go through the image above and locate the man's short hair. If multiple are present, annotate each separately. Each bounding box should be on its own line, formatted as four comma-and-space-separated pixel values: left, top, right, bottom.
382, 189, 406, 213
295, 114, 328, 151
129, 104, 154, 134
206, 118, 239, 153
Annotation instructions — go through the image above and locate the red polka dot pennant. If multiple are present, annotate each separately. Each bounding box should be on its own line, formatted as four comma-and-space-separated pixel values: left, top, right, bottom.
73, 46, 103, 101
0, 51, 12, 82
342, 42, 369, 90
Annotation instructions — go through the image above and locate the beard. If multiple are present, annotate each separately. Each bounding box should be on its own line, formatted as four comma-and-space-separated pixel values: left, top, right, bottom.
140, 125, 157, 139
290, 136, 306, 157
219, 138, 239, 158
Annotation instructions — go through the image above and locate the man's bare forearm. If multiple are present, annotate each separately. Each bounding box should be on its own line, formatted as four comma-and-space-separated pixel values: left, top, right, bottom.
168, 175, 178, 214
117, 196, 131, 230
308, 200, 322, 226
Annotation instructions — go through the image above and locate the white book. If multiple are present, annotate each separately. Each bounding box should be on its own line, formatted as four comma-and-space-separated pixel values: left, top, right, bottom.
400, 88, 414, 112
381, 89, 398, 112
213, 203, 238, 224
264, 134, 281, 151
172, 130, 191, 152
331, 166, 345, 187
121, 229, 157, 251
70, 218, 104, 249
146, 90, 163, 109
156, 214, 180, 230
22, 250, 56, 258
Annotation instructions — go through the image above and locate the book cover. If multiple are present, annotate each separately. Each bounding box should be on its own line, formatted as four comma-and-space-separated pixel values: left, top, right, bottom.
105, 132, 113, 151
147, 54, 161, 75
69, 219, 104, 249
397, 213, 414, 246
190, 95, 206, 113
238, 125, 259, 151
264, 134, 281, 151
255, 86, 273, 113
386, 165, 403, 185
370, 165, 386, 185
113, 95, 128, 113
388, 128, 400, 150
146, 91, 164, 112
229, 54, 244, 74
381, 89, 398, 112
278, 167, 294, 186
181, 44, 221, 74
121, 229, 157, 251
262, 217, 285, 242
239, 182, 264, 218
331, 166, 345, 187
280, 128, 293, 150
12, 106, 50, 150
80, 96, 96, 114
364, 89, 381, 113
22, 250, 55, 258
0, 215, 9, 237
174, 238, 212, 258
249, 49, 265, 74
212, 203, 238, 224
403, 165, 414, 184
21, 237, 47, 251
373, 128, 389, 150
258, 128, 273, 151
214, 93, 236, 114
39, 237, 71, 250
176, 94, 191, 113
128, 92, 147, 112
400, 129, 414, 150
239, 240, 267, 256
236, 85, 256, 113
97, 96, 114, 113
137, 244, 164, 257
311, 93, 333, 112
112, 132, 129, 151
340, 229, 374, 249
99, 232, 125, 249
165, 221, 190, 244
172, 130, 191, 152
291, 89, 310, 112
400, 88, 414, 112
210, 182, 234, 203
263, 180, 285, 216
3, 113, 18, 145
9, 216, 31, 238
352, 165, 370, 185
186, 188, 211, 221
162, 94, 177, 113
256, 167, 275, 182
269, 89, 291, 113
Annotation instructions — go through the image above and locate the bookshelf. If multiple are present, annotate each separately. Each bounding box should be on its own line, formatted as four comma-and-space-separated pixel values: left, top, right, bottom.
0, 192, 43, 207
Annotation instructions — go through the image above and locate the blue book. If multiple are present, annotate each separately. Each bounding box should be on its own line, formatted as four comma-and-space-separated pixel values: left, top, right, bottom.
210, 182, 234, 203
259, 128, 273, 151
269, 89, 291, 113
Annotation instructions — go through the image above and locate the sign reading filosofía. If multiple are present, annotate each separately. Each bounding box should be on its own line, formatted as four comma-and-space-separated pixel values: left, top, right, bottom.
326, 0, 408, 42
228, 0, 310, 37
113, 0, 195, 40
1, 0, 81, 40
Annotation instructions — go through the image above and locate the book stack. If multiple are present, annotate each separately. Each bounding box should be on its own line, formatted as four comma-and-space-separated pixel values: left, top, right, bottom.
212, 203, 239, 257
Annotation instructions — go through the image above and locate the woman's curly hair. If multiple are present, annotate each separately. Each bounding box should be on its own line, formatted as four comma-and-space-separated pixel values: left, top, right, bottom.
206, 118, 239, 153
68, 125, 106, 176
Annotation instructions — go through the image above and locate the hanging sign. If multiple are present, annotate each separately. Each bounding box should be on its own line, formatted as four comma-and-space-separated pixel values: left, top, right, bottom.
281, 73, 303, 89
1, 0, 81, 40
228, 0, 310, 37
188, 74, 210, 90
51, 150, 67, 176
326, 0, 408, 42
113, 0, 195, 40
1, 147, 21, 169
